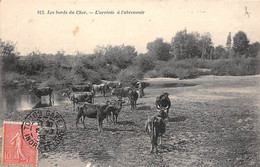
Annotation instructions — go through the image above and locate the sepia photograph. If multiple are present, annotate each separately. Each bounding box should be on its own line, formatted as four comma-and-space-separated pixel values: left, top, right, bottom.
0, 0, 260, 166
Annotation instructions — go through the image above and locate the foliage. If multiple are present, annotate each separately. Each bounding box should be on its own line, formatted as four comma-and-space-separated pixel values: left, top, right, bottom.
171, 30, 201, 59
116, 66, 144, 83
133, 53, 156, 72
1, 30, 260, 87
0, 40, 20, 72
147, 38, 172, 61
233, 31, 250, 56
211, 57, 260, 76
213, 45, 229, 59
226, 32, 232, 53
247, 42, 260, 58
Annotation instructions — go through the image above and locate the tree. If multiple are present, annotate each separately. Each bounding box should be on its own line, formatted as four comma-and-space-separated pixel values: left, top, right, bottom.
232, 31, 249, 56
133, 53, 156, 72
93, 45, 137, 69
213, 45, 228, 59
226, 32, 232, 57
171, 30, 200, 59
198, 33, 214, 59
248, 42, 260, 58
147, 38, 172, 61
0, 40, 20, 72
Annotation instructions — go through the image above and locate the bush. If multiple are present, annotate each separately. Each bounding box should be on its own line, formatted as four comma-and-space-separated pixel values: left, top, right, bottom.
2, 72, 28, 86
116, 66, 144, 83
211, 57, 260, 76
144, 70, 160, 78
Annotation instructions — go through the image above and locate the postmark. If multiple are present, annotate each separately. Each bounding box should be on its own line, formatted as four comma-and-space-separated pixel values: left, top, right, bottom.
21, 110, 66, 152
2, 121, 38, 166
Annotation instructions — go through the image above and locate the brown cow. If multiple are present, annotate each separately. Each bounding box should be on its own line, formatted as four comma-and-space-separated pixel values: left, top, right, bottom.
30, 86, 53, 101
62, 90, 94, 110
106, 100, 123, 124
76, 102, 112, 131
155, 92, 171, 117
128, 89, 138, 110
145, 110, 167, 153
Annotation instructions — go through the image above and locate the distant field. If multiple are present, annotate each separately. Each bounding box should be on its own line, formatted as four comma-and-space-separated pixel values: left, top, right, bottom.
1, 75, 260, 167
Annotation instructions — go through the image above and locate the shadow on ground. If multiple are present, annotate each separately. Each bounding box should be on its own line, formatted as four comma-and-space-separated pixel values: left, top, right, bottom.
168, 116, 187, 122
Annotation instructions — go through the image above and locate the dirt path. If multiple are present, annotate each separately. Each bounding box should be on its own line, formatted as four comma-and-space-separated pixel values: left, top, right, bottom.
1, 75, 260, 167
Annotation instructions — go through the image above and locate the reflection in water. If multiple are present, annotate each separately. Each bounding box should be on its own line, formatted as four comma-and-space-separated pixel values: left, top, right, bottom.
0, 88, 69, 114
33, 100, 53, 109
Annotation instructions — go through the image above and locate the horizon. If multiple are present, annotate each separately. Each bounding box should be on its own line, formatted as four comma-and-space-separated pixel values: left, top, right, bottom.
1, 0, 260, 56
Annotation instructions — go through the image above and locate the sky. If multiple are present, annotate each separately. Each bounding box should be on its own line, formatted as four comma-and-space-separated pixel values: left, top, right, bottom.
1, 0, 260, 55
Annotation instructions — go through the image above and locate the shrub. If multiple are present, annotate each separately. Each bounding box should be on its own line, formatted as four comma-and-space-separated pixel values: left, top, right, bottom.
116, 66, 144, 83
3, 72, 28, 86
144, 70, 160, 78
211, 57, 260, 76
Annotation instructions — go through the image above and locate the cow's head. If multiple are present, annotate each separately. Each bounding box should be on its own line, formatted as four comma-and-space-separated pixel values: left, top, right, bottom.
158, 109, 168, 120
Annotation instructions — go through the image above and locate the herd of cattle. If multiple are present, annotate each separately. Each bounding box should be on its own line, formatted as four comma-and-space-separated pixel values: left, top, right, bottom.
30, 80, 171, 153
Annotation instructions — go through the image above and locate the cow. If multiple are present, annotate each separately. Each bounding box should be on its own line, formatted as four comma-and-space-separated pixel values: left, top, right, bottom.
128, 89, 138, 110
106, 100, 123, 124
106, 81, 122, 90
30, 86, 54, 102
155, 92, 171, 117
145, 110, 167, 153
71, 84, 92, 92
92, 83, 109, 97
76, 102, 112, 131
132, 81, 150, 98
111, 87, 132, 98
62, 90, 94, 110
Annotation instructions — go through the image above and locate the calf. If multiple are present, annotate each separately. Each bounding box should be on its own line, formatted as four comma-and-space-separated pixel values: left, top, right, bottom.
62, 90, 94, 110
155, 92, 171, 117
92, 83, 109, 97
106, 100, 123, 124
128, 89, 138, 110
76, 102, 112, 131
145, 110, 167, 153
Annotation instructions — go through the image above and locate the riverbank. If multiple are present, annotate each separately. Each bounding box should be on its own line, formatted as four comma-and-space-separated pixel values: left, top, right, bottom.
1, 75, 260, 166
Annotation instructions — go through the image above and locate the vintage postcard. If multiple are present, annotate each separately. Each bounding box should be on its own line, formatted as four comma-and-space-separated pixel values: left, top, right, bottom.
1, 0, 260, 166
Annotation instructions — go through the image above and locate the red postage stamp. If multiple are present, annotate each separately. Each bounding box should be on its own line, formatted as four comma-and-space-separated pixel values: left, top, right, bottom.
2, 122, 38, 166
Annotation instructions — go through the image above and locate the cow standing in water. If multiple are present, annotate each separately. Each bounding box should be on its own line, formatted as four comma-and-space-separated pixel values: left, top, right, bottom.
30, 84, 54, 105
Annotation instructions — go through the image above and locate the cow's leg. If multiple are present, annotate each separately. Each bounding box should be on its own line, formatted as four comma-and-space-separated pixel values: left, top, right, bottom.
150, 143, 154, 153
159, 136, 162, 145
112, 114, 115, 124
114, 114, 118, 124
76, 115, 81, 129
96, 119, 100, 131
155, 144, 158, 153
106, 115, 109, 123
100, 120, 103, 132
82, 116, 86, 129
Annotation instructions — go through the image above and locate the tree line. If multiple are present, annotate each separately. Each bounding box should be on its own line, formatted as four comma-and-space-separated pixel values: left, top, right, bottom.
1, 30, 259, 87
